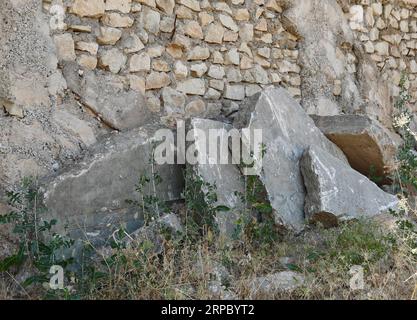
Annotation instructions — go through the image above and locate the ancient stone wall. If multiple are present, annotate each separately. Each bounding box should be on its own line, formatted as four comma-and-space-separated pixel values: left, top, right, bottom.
347, 0, 417, 103
45, 0, 301, 126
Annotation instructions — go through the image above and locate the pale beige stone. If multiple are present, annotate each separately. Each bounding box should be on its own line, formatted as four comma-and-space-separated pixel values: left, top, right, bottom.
166, 44, 183, 58
105, 0, 131, 13
224, 31, 238, 42
71, 0, 105, 18
187, 46, 210, 60
235, 9, 250, 21
266, 0, 282, 13
179, 0, 201, 12
185, 99, 206, 117
146, 72, 171, 89
97, 26, 122, 45
69, 25, 92, 32
225, 48, 240, 65
75, 41, 98, 55
219, 14, 239, 32
54, 34, 76, 62
212, 51, 224, 64
208, 65, 225, 79
176, 5, 194, 19
128, 75, 146, 94
147, 46, 165, 57
205, 23, 225, 44
137, 0, 156, 8
129, 52, 151, 72
185, 21, 204, 39
142, 8, 160, 34
191, 63, 208, 77
212, 2, 232, 14
240, 55, 253, 70
239, 24, 254, 42
102, 12, 134, 27
152, 59, 170, 72
99, 48, 126, 73
255, 18, 268, 32
78, 55, 98, 70
156, 0, 175, 15
177, 79, 206, 95
199, 12, 214, 26
174, 61, 188, 79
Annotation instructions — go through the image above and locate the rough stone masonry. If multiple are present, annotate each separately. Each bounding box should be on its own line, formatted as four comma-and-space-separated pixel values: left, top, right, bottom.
0, 0, 412, 244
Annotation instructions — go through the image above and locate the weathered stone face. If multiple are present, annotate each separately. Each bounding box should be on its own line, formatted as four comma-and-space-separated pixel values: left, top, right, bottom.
311, 115, 403, 182
300, 146, 398, 227
42, 125, 185, 235
188, 118, 245, 240
234, 87, 347, 231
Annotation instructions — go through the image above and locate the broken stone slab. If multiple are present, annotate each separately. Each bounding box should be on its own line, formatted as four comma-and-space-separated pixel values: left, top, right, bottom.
311, 115, 402, 182
247, 271, 305, 298
188, 118, 245, 240
300, 146, 398, 227
234, 86, 348, 232
41, 124, 184, 236
63, 65, 151, 131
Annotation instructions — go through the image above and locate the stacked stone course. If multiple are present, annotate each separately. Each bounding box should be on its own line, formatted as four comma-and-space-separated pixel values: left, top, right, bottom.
45, 0, 302, 122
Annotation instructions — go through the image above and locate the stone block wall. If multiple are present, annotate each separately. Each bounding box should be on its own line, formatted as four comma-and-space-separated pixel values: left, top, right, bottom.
347, 0, 417, 103
45, 0, 301, 124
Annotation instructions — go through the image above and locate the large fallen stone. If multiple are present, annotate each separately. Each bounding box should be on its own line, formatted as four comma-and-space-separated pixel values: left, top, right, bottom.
311, 115, 402, 182
300, 146, 398, 227
188, 118, 245, 240
234, 86, 347, 231
63, 66, 151, 131
41, 124, 184, 237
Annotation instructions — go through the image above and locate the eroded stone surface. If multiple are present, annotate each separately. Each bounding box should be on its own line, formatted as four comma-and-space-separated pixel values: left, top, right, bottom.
300, 146, 398, 227
234, 87, 347, 231
312, 115, 402, 181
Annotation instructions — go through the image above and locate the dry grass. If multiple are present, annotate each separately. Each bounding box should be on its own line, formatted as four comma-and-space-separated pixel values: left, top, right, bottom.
75, 218, 416, 300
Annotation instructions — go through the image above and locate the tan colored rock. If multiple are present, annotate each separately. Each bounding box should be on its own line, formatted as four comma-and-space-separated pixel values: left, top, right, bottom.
69, 25, 92, 32
239, 23, 254, 42
240, 55, 253, 70
152, 59, 170, 72
225, 48, 240, 65
224, 31, 238, 42
146, 72, 171, 89
219, 14, 239, 32
137, 0, 156, 7
191, 63, 208, 77
102, 13, 134, 27
166, 44, 183, 58
212, 51, 224, 64
128, 75, 146, 94
54, 34, 76, 62
141, 8, 160, 34
129, 52, 151, 72
179, 0, 201, 12
174, 61, 188, 79
177, 79, 206, 95
205, 23, 224, 44
212, 2, 232, 14
176, 5, 194, 19
199, 12, 214, 26
99, 48, 126, 73
255, 18, 268, 31
185, 21, 204, 39
78, 54, 98, 70
266, 0, 282, 12
187, 46, 210, 60
97, 26, 122, 45
71, 0, 105, 17
156, 0, 175, 15
185, 99, 206, 117
75, 41, 99, 55
105, 0, 132, 13
235, 9, 250, 21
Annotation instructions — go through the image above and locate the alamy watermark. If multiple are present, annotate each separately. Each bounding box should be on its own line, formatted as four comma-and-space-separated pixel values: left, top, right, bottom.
151, 120, 264, 175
